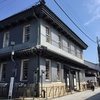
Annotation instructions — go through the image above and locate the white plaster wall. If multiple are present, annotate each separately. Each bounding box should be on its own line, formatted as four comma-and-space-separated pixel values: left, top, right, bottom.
40, 20, 84, 64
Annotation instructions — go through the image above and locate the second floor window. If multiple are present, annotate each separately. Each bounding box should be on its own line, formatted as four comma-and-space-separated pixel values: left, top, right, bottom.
75, 46, 78, 57
46, 26, 51, 43
58, 35, 62, 48
23, 25, 30, 43
3, 32, 9, 48
77, 49, 82, 59
20, 59, 29, 81
68, 42, 71, 53
0, 63, 7, 81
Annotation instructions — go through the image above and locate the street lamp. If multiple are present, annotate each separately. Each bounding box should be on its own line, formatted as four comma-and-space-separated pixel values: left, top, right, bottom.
10, 41, 17, 77
11, 41, 15, 63
8, 41, 16, 99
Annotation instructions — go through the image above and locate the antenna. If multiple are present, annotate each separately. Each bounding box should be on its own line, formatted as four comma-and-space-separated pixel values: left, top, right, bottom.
39, 0, 45, 5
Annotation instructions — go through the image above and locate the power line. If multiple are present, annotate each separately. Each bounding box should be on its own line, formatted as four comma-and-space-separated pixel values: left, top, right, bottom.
0, 0, 15, 9
0, 0, 36, 20
54, 0, 96, 44
60, 0, 95, 38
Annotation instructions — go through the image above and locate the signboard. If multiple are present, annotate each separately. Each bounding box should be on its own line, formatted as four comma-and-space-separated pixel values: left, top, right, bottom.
8, 77, 14, 98
67, 74, 69, 88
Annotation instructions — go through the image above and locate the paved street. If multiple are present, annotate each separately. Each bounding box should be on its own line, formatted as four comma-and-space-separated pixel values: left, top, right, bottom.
52, 88, 100, 100
0, 88, 100, 100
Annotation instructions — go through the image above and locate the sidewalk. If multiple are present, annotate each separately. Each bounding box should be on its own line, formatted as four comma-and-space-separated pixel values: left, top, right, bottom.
52, 88, 100, 100
1, 88, 100, 100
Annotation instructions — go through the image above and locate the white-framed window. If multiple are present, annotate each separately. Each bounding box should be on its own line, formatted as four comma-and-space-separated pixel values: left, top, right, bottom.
45, 59, 51, 80
68, 42, 71, 53
58, 35, 62, 48
0, 63, 7, 81
20, 59, 29, 81
75, 46, 77, 57
3, 32, 9, 48
80, 50, 83, 59
77, 48, 83, 59
23, 24, 30, 43
57, 62, 61, 81
46, 26, 51, 43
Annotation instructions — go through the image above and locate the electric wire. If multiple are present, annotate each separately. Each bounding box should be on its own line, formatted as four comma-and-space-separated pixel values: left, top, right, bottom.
60, 0, 95, 37
0, 0, 97, 44
59, 0, 82, 25
0, 0, 37, 20
54, 0, 96, 43
0, 0, 15, 9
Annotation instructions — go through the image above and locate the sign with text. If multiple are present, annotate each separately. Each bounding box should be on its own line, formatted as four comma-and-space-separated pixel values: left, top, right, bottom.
8, 77, 14, 98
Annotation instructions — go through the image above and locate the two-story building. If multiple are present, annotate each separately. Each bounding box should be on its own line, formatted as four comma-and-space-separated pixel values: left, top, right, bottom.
0, 2, 88, 98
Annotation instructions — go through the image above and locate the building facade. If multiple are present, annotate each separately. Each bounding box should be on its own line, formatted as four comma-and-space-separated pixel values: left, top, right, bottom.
84, 60, 100, 87
0, 2, 88, 98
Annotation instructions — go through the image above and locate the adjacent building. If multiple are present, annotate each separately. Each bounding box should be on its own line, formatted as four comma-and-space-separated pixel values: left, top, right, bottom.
0, 2, 89, 98
84, 60, 100, 87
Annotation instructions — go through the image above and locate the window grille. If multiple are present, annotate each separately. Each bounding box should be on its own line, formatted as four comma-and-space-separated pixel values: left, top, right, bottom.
46, 59, 50, 80
1, 63, 7, 81
3, 32, 9, 48
58, 35, 62, 48
22, 60, 29, 80
23, 25, 30, 42
57, 62, 61, 81
46, 27, 51, 43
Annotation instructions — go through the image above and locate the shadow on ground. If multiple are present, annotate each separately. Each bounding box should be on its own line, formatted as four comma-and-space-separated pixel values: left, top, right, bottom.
86, 93, 100, 100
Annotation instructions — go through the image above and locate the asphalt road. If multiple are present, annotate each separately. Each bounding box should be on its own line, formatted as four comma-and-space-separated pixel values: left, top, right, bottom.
52, 88, 100, 100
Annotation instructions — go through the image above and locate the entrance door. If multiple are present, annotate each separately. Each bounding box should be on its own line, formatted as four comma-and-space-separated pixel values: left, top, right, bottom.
70, 70, 76, 90
64, 68, 70, 89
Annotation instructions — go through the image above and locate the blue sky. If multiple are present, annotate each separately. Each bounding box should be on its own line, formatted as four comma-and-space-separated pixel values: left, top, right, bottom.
0, 0, 100, 63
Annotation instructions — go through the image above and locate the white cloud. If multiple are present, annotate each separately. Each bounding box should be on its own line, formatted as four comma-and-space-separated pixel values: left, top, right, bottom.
84, 0, 100, 25
84, 14, 100, 25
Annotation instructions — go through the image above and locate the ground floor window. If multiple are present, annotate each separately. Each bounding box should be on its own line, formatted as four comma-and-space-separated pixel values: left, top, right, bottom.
20, 59, 29, 81
46, 59, 51, 80
0, 63, 7, 81
57, 62, 61, 81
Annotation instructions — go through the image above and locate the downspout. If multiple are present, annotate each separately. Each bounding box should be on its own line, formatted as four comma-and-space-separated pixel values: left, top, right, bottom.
32, 8, 40, 45
32, 6, 40, 97
32, 1, 46, 97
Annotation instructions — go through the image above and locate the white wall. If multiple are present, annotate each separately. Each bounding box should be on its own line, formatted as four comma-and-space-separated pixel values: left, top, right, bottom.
40, 20, 84, 64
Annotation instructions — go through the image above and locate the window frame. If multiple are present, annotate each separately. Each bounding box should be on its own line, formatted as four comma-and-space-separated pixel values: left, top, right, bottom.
45, 59, 51, 81
0, 62, 7, 81
20, 59, 29, 81
57, 62, 61, 81
68, 41, 71, 53
3, 32, 10, 48
58, 35, 62, 49
23, 24, 30, 43
75, 46, 78, 57
46, 26, 51, 43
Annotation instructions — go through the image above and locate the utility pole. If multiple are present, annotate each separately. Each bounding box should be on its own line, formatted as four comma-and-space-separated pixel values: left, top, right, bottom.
97, 37, 100, 86
97, 37, 100, 67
